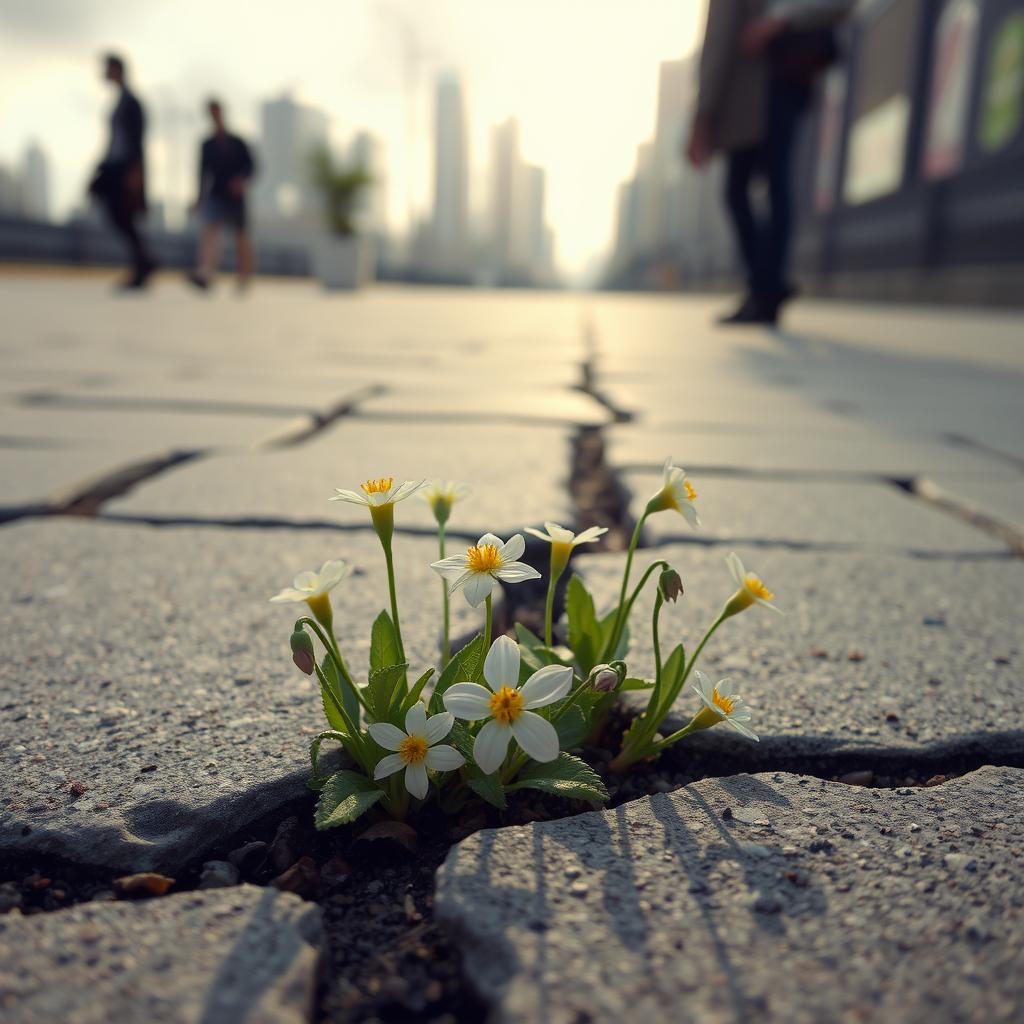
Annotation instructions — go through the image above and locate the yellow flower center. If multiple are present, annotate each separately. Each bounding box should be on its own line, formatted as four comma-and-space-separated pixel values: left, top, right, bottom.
744, 572, 774, 601
466, 543, 502, 573
398, 734, 428, 765
361, 477, 394, 496
489, 687, 524, 725
685, 480, 697, 501
711, 689, 735, 715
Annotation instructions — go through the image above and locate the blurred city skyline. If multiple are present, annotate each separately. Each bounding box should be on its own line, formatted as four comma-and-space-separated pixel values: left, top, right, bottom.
0, 0, 705, 281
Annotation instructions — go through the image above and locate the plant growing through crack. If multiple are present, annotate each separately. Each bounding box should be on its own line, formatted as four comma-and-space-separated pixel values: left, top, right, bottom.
274, 460, 780, 830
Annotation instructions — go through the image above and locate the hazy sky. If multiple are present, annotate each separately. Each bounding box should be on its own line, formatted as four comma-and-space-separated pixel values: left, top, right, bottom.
0, 0, 704, 277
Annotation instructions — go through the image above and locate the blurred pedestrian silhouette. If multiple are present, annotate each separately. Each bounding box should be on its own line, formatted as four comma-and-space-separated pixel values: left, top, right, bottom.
688, 1, 852, 325
187, 99, 256, 292
89, 53, 156, 290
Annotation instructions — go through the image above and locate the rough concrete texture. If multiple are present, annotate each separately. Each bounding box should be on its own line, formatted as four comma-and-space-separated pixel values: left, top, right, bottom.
0, 885, 322, 1024
108, 418, 575, 536
436, 766, 1024, 1024
574, 543, 1024, 758
619, 470, 1008, 554
0, 518, 477, 872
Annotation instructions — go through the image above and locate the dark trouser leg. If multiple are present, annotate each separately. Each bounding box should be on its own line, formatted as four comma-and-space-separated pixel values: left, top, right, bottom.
763, 78, 809, 299
105, 194, 150, 278
724, 148, 760, 293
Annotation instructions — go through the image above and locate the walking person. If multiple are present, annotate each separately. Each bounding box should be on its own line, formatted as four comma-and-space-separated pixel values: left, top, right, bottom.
187, 99, 256, 292
687, 0, 852, 325
89, 53, 156, 290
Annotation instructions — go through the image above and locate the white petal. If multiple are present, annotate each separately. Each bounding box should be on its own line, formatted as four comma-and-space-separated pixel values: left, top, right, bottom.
523, 526, 550, 542
405, 703, 428, 737
373, 753, 405, 779
431, 555, 470, 581
544, 522, 574, 543
424, 711, 454, 745
463, 572, 495, 607
510, 711, 560, 763
495, 562, 542, 583
425, 744, 465, 771
318, 559, 350, 588
726, 552, 745, 587
269, 588, 306, 604
404, 762, 429, 798
293, 570, 318, 592
727, 718, 759, 741
368, 722, 407, 751
573, 526, 607, 545
677, 501, 700, 529
473, 720, 512, 774
392, 479, 428, 503
758, 597, 785, 615
499, 533, 526, 561
447, 571, 472, 594
329, 489, 369, 505
477, 532, 505, 549
483, 635, 521, 691
443, 682, 494, 719
520, 664, 573, 709
662, 456, 673, 484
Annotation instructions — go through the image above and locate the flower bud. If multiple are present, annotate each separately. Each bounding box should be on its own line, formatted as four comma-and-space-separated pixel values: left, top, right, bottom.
290, 628, 315, 675
658, 568, 684, 603
589, 663, 620, 693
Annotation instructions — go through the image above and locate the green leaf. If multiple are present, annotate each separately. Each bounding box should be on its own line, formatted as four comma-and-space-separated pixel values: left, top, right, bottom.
652, 643, 686, 722
308, 730, 348, 789
514, 623, 545, 651
598, 608, 631, 661
321, 652, 359, 730
509, 753, 609, 802
622, 676, 655, 691
366, 662, 408, 720
566, 575, 602, 675
370, 611, 400, 675
554, 705, 588, 750
448, 720, 476, 760
315, 770, 384, 829
400, 668, 435, 714
429, 633, 484, 713
467, 767, 507, 810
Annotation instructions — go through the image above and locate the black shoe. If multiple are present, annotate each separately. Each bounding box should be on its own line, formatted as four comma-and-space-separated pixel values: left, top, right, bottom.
186, 271, 210, 291
118, 259, 157, 291
717, 294, 776, 326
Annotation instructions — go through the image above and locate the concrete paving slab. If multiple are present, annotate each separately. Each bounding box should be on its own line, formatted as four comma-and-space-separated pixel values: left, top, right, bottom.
108, 418, 575, 535
0, 519, 477, 872
620, 470, 1007, 554
0, 885, 321, 1024
436, 766, 1024, 1024
919, 474, 1024, 536
574, 543, 1024, 756
607, 423, 1009, 477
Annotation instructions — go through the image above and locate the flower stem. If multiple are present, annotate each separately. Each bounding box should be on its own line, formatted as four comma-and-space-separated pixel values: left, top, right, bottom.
297, 616, 367, 713
604, 513, 647, 659
382, 542, 406, 665
484, 593, 493, 646
439, 522, 450, 664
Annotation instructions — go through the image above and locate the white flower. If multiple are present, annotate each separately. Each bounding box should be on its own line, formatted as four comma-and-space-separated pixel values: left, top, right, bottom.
524, 521, 607, 549
726, 552, 782, 615
269, 559, 350, 604
431, 532, 541, 607
443, 635, 573, 774
418, 480, 471, 509
368, 704, 465, 799
690, 670, 758, 741
330, 476, 426, 507
647, 457, 699, 527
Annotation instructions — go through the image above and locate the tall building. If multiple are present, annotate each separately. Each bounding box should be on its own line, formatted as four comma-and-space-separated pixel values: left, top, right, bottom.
430, 73, 470, 273
253, 94, 329, 234
21, 141, 50, 222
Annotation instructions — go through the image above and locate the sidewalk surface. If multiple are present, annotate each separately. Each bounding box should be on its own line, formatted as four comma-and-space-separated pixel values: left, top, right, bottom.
1, 274, 1022, 1023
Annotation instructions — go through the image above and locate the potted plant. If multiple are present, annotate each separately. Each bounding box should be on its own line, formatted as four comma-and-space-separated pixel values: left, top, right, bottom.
310, 146, 375, 290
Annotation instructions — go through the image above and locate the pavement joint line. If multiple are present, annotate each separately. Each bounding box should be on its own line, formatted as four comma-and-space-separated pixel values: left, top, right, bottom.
351, 409, 609, 430
894, 475, 1024, 557
942, 431, 1024, 473
258, 383, 388, 448
17, 391, 315, 419
617, 461, 1005, 484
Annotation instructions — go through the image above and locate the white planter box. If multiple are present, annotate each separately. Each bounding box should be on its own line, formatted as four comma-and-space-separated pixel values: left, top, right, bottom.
315, 235, 375, 290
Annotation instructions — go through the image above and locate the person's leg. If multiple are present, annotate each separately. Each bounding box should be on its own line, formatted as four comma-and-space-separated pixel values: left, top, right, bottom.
235, 229, 254, 288
724, 148, 760, 294
197, 223, 221, 281
764, 79, 810, 302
